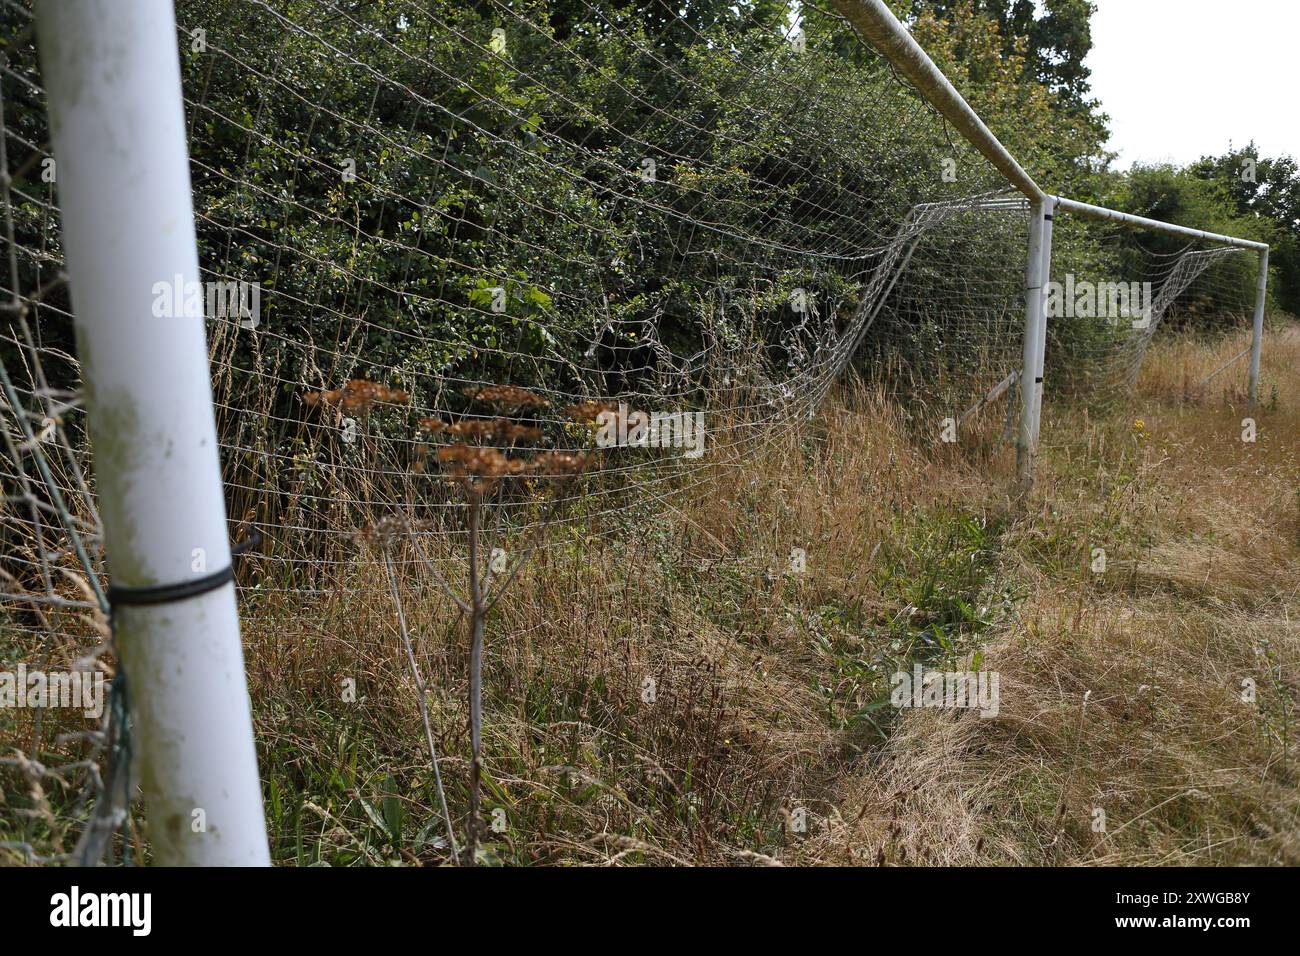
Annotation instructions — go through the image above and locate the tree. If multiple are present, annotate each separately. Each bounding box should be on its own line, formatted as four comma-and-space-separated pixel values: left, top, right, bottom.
906, 0, 1111, 196
911, 0, 1098, 109
1190, 144, 1300, 314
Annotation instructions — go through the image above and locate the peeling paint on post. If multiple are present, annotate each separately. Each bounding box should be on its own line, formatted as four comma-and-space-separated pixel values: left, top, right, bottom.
35, 0, 269, 865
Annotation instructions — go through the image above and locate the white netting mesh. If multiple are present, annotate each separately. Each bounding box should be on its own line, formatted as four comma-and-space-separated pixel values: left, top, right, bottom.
1048, 218, 1257, 400
0, 0, 1261, 862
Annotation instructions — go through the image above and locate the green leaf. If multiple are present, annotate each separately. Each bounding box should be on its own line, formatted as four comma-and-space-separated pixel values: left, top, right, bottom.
381, 774, 403, 843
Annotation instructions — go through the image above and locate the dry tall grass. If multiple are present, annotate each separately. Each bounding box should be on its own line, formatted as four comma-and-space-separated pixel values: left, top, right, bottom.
796, 322, 1300, 865
227, 320, 1298, 866
8, 324, 1294, 866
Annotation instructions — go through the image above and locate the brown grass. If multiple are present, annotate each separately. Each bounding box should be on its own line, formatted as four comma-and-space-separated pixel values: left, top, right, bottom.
796, 321, 1300, 865
222, 321, 1300, 865
221, 321, 1293, 865
7, 324, 1296, 866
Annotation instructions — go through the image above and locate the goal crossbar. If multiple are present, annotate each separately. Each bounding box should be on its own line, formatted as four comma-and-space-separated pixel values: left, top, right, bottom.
831, 0, 1271, 486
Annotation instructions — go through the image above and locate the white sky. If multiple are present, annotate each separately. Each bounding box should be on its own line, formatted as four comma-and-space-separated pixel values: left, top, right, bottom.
1086, 0, 1300, 168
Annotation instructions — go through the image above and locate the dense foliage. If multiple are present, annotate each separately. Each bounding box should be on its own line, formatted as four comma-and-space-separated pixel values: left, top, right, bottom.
3, 0, 1295, 406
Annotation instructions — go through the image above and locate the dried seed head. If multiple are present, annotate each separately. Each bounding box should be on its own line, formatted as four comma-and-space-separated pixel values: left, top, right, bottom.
436, 443, 528, 494
462, 384, 549, 410
530, 450, 593, 477
564, 400, 619, 423
305, 379, 410, 410
420, 417, 542, 443
354, 514, 433, 548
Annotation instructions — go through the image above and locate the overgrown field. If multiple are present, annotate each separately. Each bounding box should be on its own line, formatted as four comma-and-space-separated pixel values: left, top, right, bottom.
4, 322, 1296, 865
223, 321, 1297, 866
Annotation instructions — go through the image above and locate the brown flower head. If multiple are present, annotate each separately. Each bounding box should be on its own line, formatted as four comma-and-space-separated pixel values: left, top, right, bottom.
355, 514, 434, 548
530, 450, 593, 478
564, 400, 619, 423
420, 416, 542, 444
462, 384, 549, 411
436, 443, 528, 494
304, 379, 410, 411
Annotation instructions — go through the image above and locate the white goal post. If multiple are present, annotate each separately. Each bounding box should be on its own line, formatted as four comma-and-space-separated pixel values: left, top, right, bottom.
33, 0, 270, 865
831, 0, 1271, 487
